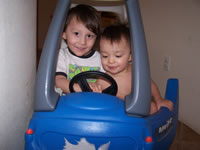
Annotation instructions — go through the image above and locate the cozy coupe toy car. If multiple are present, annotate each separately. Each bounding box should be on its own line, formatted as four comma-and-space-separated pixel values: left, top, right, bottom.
25, 0, 179, 149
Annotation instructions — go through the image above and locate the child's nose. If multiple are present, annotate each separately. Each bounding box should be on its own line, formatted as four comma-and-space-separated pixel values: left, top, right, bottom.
80, 36, 86, 45
108, 56, 115, 63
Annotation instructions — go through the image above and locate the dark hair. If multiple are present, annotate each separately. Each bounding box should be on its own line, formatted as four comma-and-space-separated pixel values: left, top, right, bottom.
101, 24, 130, 45
65, 4, 101, 37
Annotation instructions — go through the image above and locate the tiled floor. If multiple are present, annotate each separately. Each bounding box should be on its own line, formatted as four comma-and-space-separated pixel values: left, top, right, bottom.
169, 121, 200, 150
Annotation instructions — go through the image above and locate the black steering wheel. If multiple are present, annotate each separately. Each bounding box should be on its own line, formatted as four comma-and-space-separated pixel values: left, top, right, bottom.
69, 71, 118, 96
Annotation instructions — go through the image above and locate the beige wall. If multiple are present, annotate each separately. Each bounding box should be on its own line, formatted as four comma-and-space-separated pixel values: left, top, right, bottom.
37, 0, 200, 134
140, 0, 200, 134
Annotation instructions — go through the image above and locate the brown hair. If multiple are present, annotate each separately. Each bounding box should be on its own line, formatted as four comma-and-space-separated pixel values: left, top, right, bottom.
65, 4, 101, 37
101, 24, 130, 45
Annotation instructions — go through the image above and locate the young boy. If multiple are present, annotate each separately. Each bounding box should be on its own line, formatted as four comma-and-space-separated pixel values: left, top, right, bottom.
93, 24, 173, 114
55, 4, 104, 93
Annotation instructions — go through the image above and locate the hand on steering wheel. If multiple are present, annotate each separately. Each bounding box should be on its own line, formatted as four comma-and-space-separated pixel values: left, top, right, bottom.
69, 71, 118, 96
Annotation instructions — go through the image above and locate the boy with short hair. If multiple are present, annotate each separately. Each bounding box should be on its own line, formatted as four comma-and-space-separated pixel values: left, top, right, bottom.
55, 4, 104, 93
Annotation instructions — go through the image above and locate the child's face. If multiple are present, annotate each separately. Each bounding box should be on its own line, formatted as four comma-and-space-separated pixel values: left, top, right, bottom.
63, 17, 97, 56
100, 37, 131, 75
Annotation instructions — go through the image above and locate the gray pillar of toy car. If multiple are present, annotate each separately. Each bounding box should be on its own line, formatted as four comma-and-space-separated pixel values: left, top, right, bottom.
34, 0, 71, 111
125, 0, 151, 116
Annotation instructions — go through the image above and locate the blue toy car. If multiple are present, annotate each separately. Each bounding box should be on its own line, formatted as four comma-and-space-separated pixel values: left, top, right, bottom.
25, 0, 179, 150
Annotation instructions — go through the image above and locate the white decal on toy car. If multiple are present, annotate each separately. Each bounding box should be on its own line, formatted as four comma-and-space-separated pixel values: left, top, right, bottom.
63, 138, 110, 150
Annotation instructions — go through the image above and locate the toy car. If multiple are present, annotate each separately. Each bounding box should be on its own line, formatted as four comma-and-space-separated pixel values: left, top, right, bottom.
25, 0, 179, 149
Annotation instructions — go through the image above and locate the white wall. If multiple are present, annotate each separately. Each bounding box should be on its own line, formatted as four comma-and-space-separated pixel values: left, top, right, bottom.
0, 0, 36, 149
140, 0, 200, 134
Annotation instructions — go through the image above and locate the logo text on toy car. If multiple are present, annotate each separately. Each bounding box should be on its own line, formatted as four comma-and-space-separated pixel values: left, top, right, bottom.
158, 117, 173, 134
155, 117, 173, 140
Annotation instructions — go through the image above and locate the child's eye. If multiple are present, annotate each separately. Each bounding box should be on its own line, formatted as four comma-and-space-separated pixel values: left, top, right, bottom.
73, 32, 79, 36
102, 55, 108, 58
87, 34, 95, 39
116, 55, 122, 58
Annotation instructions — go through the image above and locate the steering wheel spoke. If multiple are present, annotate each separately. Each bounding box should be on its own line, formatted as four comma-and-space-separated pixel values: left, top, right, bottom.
77, 77, 92, 92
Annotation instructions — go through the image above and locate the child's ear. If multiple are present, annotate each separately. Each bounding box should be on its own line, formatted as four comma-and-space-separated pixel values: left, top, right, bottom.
128, 54, 132, 62
62, 32, 67, 39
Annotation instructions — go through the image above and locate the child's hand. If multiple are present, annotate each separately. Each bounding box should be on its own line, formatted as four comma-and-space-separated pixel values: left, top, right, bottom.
73, 83, 102, 93
156, 98, 173, 111
73, 83, 82, 92
89, 83, 102, 93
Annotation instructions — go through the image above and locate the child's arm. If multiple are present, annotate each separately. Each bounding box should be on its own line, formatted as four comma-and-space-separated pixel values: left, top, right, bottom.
151, 80, 173, 111
55, 75, 81, 93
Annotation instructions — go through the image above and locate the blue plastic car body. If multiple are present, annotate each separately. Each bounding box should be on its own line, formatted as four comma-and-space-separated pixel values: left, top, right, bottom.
25, 79, 178, 150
